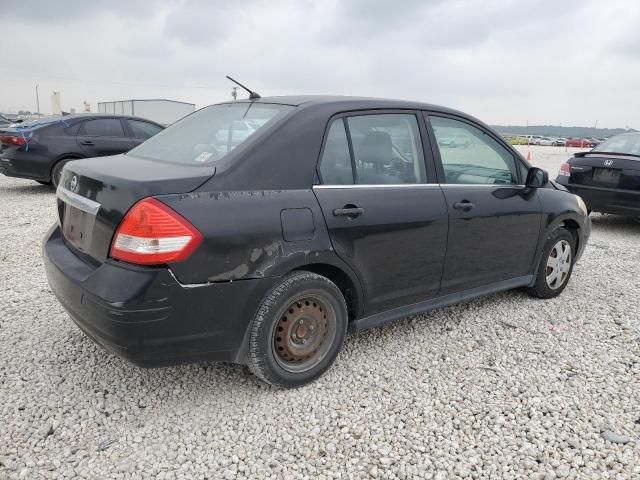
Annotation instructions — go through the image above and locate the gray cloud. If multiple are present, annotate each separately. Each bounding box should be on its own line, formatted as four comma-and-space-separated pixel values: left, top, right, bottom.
1, 0, 639, 128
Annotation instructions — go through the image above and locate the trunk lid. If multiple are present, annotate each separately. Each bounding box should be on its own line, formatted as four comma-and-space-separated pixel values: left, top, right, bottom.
56, 154, 215, 263
569, 153, 640, 190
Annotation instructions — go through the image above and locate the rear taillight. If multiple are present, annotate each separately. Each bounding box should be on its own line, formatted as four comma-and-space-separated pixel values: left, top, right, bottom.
558, 162, 571, 177
0, 135, 26, 146
110, 198, 203, 265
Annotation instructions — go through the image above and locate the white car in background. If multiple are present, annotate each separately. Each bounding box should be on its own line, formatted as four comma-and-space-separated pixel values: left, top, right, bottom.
535, 137, 554, 146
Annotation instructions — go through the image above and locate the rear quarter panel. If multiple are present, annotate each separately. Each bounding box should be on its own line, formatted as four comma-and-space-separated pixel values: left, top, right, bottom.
159, 189, 357, 286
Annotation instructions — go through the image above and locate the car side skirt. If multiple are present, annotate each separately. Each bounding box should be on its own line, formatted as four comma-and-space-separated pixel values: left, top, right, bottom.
350, 275, 534, 332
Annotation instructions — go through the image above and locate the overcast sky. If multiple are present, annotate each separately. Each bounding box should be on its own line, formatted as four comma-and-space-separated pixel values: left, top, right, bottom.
1, 0, 639, 127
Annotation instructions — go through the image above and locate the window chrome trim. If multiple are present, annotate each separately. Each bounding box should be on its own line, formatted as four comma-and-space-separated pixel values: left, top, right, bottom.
313, 183, 525, 189
439, 183, 526, 188
313, 184, 440, 189
56, 186, 101, 215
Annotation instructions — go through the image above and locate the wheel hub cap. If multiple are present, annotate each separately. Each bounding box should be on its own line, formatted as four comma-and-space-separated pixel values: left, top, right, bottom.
545, 239, 572, 290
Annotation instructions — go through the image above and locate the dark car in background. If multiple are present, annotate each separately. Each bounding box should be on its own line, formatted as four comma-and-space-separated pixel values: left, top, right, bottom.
43, 96, 590, 387
0, 114, 164, 187
556, 132, 640, 218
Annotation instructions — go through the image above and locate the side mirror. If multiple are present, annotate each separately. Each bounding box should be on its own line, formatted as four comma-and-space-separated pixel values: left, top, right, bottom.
526, 167, 548, 188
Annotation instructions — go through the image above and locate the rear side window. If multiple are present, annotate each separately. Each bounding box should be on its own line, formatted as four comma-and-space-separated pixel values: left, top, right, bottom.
430, 116, 518, 185
128, 120, 163, 139
319, 120, 353, 185
319, 113, 426, 185
348, 114, 426, 184
82, 119, 125, 137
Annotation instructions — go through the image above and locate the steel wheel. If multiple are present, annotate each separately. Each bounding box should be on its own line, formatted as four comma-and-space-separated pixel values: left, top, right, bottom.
545, 239, 572, 290
246, 271, 348, 387
272, 294, 337, 373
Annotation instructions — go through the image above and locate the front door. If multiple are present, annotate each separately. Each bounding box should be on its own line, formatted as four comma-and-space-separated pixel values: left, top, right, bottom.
313, 112, 449, 315
77, 118, 135, 157
426, 114, 543, 294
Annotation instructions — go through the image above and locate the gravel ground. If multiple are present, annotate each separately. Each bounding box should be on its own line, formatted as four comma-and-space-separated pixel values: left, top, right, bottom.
1, 149, 639, 479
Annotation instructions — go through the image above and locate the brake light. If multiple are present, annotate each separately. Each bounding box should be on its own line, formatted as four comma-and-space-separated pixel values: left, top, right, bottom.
110, 198, 203, 265
0, 135, 26, 146
558, 162, 571, 177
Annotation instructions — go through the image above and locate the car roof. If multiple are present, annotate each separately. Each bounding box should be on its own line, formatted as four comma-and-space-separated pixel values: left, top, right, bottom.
226, 95, 469, 117
59, 113, 158, 121
7, 114, 163, 130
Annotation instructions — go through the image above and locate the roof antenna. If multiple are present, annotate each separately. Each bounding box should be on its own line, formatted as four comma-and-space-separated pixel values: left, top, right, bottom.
226, 76, 261, 100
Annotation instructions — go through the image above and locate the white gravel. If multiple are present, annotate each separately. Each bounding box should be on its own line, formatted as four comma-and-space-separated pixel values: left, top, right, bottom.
1, 153, 639, 478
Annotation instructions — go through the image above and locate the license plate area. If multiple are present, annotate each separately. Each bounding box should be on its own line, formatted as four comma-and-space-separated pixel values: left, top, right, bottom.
593, 168, 621, 185
56, 186, 101, 254
62, 203, 96, 252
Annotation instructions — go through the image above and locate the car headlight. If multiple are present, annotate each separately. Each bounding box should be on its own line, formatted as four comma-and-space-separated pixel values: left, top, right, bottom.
575, 195, 588, 216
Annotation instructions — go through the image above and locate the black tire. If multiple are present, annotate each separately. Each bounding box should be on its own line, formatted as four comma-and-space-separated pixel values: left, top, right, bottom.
51, 159, 72, 189
527, 228, 576, 299
246, 271, 348, 388
36, 180, 51, 186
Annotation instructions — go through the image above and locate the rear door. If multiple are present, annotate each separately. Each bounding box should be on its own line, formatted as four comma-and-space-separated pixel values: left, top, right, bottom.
426, 113, 542, 294
124, 118, 164, 147
77, 118, 135, 157
313, 111, 449, 315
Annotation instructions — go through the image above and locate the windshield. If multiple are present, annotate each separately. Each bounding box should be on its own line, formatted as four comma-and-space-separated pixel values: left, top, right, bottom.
128, 103, 293, 164
593, 133, 640, 155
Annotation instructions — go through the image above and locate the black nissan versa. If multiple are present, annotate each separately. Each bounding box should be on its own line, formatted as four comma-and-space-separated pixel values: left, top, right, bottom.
43, 96, 591, 387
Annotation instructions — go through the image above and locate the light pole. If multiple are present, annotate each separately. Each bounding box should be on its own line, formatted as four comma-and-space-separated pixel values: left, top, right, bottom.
35, 84, 40, 117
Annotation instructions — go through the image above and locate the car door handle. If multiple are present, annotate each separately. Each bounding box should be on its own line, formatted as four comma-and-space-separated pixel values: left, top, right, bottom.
80, 140, 94, 146
453, 201, 475, 211
333, 206, 364, 218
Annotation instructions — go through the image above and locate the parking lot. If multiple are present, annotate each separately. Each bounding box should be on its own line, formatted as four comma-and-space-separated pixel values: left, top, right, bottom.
1, 145, 639, 479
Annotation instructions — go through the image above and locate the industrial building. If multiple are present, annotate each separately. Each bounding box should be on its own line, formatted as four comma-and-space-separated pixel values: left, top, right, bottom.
97, 99, 195, 125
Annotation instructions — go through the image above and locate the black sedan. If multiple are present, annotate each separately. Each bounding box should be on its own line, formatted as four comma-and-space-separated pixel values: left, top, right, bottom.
556, 132, 640, 218
43, 96, 591, 387
0, 114, 164, 187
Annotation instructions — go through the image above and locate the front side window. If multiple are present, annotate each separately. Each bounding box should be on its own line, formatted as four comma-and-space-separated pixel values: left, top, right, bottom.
129, 103, 293, 165
83, 119, 125, 137
430, 116, 518, 185
128, 120, 163, 140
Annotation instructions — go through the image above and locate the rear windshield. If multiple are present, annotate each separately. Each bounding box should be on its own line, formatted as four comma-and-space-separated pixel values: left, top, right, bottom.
128, 103, 293, 164
593, 133, 640, 155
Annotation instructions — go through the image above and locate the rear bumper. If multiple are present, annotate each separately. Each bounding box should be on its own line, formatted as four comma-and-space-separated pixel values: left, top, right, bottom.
42, 225, 277, 367
0, 156, 51, 182
557, 177, 640, 217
